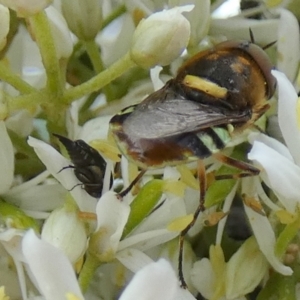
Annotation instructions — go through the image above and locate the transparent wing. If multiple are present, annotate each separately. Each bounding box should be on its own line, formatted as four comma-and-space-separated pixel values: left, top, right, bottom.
123, 90, 250, 139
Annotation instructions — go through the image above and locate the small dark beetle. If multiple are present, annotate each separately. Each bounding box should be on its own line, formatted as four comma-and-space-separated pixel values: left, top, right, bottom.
54, 134, 111, 198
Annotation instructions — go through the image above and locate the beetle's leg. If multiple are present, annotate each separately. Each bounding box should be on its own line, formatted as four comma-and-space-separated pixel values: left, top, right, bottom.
119, 169, 147, 197
68, 182, 83, 192
57, 165, 75, 174
178, 160, 206, 288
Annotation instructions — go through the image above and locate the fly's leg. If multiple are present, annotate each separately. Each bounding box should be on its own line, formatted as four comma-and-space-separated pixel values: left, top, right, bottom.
178, 153, 260, 288
213, 153, 260, 180
119, 169, 146, 197
178, 160, 206, 288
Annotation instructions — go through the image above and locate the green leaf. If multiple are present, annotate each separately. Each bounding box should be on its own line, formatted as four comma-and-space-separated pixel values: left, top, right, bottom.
257, 272, 296, 300
122, 179, 164, 238
0, 199, 39, 231
205, 144, 251, 208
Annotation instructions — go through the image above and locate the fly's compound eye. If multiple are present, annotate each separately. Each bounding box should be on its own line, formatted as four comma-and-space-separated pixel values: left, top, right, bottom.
215, 40, 277, 99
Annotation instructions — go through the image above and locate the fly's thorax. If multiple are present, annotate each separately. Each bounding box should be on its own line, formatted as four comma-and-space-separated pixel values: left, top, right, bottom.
176, 40, 275, 117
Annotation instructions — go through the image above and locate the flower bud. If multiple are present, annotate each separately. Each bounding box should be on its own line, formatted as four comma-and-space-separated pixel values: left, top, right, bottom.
130, 5, 193, 69
41, 204, 87, 263
61, 0, 103, 41
0, 0, 52, 17
170, 0, 210, 47
44, 6, 73, 59
0, 4, 9, 51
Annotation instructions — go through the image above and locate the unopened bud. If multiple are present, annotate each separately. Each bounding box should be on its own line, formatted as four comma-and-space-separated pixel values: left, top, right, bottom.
130, 5, 193, 69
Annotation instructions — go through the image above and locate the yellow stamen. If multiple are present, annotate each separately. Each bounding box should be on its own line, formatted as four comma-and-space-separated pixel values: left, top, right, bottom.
243, 196, 265, 216
0, 286, 10, 300
176, 164, 199, 190
65, 293, 83, 300
163, 180, 186, 197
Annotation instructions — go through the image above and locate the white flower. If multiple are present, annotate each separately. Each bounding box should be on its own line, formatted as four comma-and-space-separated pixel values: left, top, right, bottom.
248, 70, 300, 212
2, 115, 65, 215
0, 229, 27, 299
61, 0, 103, 41
130, 5, 193, 68
225, 237, 269, 298
246, 70, 300, 276
0, 0, 52, 17
22, 230, 84, 300
191, 238, 268, 299
88, 166, 189, 288
0, 4, 9, 51
119, 259, 196, 300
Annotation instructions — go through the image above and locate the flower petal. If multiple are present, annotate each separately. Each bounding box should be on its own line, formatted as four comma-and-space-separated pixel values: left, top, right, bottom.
28, 136, 97, 212
226, 237, 268, 299
248, 141, 300, 212
5, 181, 66, 212
118, 229, 178, 252
244, 204, 293, 276
116, 248, 153, 273
0, 4, 9, 51
272, 70, 300, 165
191, 258, 215, 299
94, 191, 130, 255
277, 9, 300, 81
119, 259, 178, 300
248, 132, 293, 161
22, 230, 84, 300
0, 0, 52, 17
0, 121, 14, 194
150, 66, 164, 91
210, 17, 278, 45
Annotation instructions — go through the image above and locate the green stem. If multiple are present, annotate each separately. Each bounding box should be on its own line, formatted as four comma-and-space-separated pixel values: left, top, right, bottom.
29, 12, 63, 97
78, 253, 102, 293
84, 40, 104, 73
84, 40, 114, 101
0, 60, 36, 94
101, 4, 126, 30
7, 90, 45, 112
63, 52, 136, 103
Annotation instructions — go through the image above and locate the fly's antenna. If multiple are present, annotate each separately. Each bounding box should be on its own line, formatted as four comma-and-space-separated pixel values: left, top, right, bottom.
249, 27, 276, 49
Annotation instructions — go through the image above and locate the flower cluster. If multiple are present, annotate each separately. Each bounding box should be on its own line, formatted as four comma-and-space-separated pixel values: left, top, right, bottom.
0, 0, 300, 300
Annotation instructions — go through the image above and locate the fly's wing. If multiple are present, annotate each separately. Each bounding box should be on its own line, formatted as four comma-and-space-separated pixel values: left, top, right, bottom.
122, 92, 250, 139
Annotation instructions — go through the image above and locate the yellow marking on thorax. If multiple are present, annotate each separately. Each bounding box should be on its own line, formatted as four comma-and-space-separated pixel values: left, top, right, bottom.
183, 75, 228, 98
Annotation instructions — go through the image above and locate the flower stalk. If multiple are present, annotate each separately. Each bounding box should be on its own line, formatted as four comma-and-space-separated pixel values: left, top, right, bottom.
28, 11, 64, 97
63, 52, 136, 103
